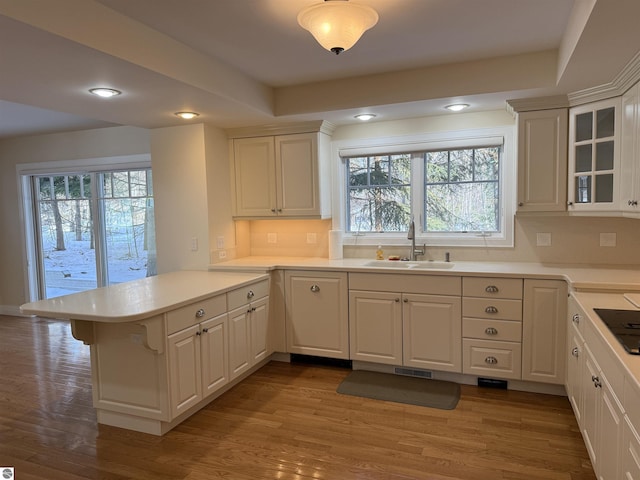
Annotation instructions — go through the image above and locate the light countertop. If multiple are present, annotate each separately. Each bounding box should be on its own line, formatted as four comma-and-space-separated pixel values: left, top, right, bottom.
209, 256, 640, 292
20, 270, 269, 323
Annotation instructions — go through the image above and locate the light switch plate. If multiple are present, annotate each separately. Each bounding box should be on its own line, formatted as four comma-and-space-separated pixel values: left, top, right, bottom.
536, 233, 551, 247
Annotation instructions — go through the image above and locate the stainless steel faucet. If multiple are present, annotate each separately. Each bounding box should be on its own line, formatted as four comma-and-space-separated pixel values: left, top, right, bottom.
407, 220, 425, 261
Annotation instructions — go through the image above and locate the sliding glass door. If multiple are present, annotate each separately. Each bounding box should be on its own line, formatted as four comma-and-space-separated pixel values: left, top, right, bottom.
30, 168, 156, 299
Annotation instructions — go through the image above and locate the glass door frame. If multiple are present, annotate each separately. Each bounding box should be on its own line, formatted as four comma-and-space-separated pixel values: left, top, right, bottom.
17, 155, 151, 302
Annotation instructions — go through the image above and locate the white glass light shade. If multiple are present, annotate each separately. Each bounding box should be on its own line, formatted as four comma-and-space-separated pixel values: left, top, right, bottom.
297, 2, 379, 54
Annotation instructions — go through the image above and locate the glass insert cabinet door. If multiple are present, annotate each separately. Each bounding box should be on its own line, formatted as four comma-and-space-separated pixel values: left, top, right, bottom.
568, 98, 621, 211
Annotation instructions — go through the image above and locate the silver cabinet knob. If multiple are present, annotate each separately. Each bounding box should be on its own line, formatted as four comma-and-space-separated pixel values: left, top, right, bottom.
310, 285, 320, 293
572, 313, 580, 324
271, 208, 276, 213
485, 356, 498, 365
403, 298, 409, 303
592, 375, 602, 388
247, 290, 255, 299
395, 298, 400, 302
485, 327, 498, 335
485, 306, 498, 314
571, 347, 579, 357
485, 285, 499, 293
195, 308, 205, 318
518, 202, 524, 207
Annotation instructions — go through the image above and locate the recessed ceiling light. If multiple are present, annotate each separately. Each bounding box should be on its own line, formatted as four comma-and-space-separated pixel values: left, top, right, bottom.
354, 113, 376, 121
444, 103, 470, 112
175, 111, 200, 120
89, 88, 121, 98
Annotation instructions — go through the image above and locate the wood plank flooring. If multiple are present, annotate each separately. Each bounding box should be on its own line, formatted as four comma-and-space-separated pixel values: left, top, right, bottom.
0, 315, 595, 479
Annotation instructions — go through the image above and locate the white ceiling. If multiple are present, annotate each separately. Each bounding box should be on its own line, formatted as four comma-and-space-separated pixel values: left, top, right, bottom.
1, 0, 639, 139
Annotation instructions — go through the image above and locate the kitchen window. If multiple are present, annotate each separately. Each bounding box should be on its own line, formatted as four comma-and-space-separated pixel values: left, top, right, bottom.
336, 126, 515, 247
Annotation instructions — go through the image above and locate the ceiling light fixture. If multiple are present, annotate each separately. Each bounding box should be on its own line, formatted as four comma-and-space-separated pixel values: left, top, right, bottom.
174, 111, 200, 120
297, 0, 379, 55
444, 103, 470, 112
354, 113, 376, 121
89, 87, 121, 98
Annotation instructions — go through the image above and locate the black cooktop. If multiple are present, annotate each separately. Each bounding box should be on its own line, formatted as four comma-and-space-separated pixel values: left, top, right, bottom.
593, 308, 640, 355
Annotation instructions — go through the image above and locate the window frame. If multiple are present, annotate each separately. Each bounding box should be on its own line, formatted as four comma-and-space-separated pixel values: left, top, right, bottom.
332, 126, 515, 248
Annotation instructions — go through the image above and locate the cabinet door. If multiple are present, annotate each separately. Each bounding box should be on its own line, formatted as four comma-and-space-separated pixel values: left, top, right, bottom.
275, 133, 320, 216
349, 290, 402, 365
167, 324, 202, 418
621, 82, 640, 213
566, 326, 584, 424
582, 345, 600, 469
517, 109, 568, 212
522, 279, 567, 384
200, 314, 229, 398
623, 418, 640, 480
285, 271, 349, 359
233, 136, 277, 217
403, 293, 462, 373
568, 98, 621, 212
250, 296, 270, 364
599, 375, 623, 480
228, 305, 251, 380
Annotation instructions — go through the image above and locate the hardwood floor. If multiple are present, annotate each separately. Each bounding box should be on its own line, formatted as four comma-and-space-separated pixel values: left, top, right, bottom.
0, 315, 595, 480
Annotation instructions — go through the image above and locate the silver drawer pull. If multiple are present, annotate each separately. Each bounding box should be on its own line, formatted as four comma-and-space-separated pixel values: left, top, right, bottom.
485, 327, 498, 335
195, 308, 205, 318
485, 306, 498, 314
571, 347, 579, 357
592, 375, 602, 388
247, 290, 255, 299
485, 356, 498, 365
310, 285, 320, 293
572, 314, 580, 324
485, 285, 499, 293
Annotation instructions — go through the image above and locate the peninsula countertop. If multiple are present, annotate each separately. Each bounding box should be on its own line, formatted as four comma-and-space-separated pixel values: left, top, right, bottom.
20, 270, 270, 323
209, 256, 640, 292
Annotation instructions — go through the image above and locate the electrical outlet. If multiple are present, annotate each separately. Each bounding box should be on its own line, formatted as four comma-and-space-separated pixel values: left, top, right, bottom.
267, 233, 277, 244
190, 237, 198, 251
536, 233, 551, 247
216, 236, 224, 249
218, 250, 227, 259
600, 233, 616, 247
306, 232, 317, 244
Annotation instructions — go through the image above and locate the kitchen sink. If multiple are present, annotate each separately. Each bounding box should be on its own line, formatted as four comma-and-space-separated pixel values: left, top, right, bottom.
363, 260, 455, 269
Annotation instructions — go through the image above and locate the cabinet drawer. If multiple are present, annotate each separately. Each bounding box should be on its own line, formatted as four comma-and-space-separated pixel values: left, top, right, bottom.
228, 279, 270, 311
349, 273, 461, 296
166, 295, 227, 335
463, 277, 523, 299
463, 339, 522, 380
463, 317, 522, 342
463, 298, 522, 321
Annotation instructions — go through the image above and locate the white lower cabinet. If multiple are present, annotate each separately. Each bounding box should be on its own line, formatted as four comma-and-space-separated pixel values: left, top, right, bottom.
285, 271, 349, 359
402, 293, 461, 372
348, 273, 462, 372
167, 313, 228, 419
462, 277, 523, 380
229, 295, 270, 380
567, 294, 626, 480
349, 290, 402, 365
522, 279, 567, 384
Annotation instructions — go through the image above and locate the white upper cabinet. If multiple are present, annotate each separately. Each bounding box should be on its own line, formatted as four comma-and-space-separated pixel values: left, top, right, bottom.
230, 122, 334, 219
516, 108, 568, 213
567, 98, 621, 213
620, 81, 640, 216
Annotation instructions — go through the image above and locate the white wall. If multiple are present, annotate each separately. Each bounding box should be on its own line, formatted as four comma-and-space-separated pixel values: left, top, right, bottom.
151, 124, 211, 273
0, 126, 150, 311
